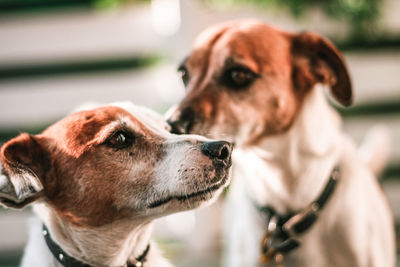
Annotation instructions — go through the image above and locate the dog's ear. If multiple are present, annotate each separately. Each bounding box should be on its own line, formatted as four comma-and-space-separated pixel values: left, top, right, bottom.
290, 31, 353, 106
0, 133, 49, 209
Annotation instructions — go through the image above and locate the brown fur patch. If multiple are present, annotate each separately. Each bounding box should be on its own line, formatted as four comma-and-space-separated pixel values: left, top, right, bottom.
169, 20, 352, 145
290, 31, 352, 106
1, 106, 165, 227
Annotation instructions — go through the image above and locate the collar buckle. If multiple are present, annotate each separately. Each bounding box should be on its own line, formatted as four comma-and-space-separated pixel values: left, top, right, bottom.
258, 166, 341, 264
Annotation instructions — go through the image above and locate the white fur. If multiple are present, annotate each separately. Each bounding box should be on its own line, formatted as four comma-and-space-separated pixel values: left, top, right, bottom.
224, 86, 395, 267
15, 103, 230, 267
21, 204, 172, 267
358, 124, 391, 177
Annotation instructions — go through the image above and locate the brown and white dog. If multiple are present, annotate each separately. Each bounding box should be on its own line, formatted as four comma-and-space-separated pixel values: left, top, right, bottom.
0, 102, 232, 267
167, 20, 396, 266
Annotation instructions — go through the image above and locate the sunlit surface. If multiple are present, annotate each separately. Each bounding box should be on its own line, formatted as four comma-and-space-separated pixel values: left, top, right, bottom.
0, 0, 399, 266
151, 0, 181, 36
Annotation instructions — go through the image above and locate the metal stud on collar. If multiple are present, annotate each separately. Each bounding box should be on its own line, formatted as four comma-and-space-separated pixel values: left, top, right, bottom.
267, 216, 278, 234
128, 260, 143, 267
274, 253, 284, 267
331, 167, 340, 180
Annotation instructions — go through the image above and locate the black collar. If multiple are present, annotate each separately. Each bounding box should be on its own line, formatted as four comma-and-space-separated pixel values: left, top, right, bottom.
256, 166, 340, 264
42, 224, 150, 267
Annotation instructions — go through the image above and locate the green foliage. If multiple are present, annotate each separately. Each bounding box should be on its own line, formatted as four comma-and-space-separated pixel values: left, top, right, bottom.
201, 0, 383, 37
92, 0, 149, 9
93, 0, 123, 9
0, 0, 150, 13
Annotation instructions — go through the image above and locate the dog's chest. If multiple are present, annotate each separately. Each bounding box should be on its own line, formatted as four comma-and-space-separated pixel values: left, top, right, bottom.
232, 148, 294, 212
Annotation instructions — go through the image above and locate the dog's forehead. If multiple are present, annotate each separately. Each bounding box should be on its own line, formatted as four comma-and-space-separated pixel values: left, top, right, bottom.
193, 20, 261, 47
61, 106, 140, 133
190, 20, 290, 70
219, 24, 287, 50
194, 20, 284, 46
42, 106, 148, 157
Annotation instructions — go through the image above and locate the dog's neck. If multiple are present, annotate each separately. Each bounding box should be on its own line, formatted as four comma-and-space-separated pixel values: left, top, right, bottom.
236, 86, 343, 213
33, 203, 154, 267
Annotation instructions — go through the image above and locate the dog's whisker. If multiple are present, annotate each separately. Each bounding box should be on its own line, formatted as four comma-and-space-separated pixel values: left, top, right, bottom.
183, 180, 192, 209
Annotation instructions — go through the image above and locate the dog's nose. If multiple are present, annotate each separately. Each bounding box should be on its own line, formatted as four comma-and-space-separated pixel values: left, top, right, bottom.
201, 141, 232, 165
167, 108, 195, 135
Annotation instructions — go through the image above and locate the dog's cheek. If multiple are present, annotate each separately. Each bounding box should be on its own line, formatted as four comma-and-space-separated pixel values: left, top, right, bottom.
152, 144, 188, 195
153, 142, 211, 193
192, 98, 239, 141
208, 94, 259, 144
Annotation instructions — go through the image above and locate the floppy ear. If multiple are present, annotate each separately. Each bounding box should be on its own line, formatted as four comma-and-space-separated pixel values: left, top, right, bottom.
290, 31, 353, 106
0, 133, 49, 209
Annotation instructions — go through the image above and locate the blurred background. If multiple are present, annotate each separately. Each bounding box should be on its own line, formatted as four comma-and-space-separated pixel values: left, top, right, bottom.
0, 0, 399, 266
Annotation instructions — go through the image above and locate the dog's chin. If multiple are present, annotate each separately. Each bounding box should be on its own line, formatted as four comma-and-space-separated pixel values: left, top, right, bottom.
148, 172, 230, 210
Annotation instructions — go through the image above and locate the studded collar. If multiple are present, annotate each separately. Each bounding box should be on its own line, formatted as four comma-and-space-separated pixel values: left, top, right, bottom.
42, 224, 150, 267
256, 166, 340, 264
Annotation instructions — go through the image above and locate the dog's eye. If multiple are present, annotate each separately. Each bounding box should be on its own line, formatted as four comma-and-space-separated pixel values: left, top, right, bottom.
178, 66, 190, 86
224, 67, 257, 89
106, 130, 134, 149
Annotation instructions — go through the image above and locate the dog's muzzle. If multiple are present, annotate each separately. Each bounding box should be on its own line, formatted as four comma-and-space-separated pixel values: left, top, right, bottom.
167, 107, 195, 135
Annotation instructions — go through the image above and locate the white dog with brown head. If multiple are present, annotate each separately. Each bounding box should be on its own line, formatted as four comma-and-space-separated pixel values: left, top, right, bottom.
0, 103, 232, 267
167, 20, 395, 267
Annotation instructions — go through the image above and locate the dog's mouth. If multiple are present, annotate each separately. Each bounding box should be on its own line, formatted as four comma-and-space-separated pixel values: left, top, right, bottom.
148, 172, 229, 209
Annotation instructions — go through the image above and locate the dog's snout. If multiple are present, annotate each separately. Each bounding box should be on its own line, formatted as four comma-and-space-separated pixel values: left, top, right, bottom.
201, 141, 232, 165
167, 108, 195, 135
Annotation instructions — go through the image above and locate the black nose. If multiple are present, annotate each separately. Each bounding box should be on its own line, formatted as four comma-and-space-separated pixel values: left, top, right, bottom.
201, 141, 232, 166
167, 108, 195, 135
